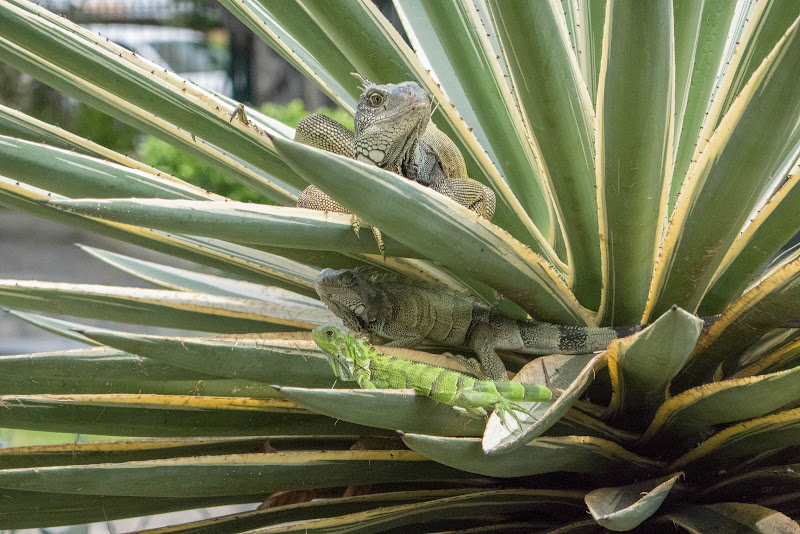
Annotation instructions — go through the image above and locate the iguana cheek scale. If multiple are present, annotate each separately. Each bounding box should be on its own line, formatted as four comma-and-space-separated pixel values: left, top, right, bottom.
312, 325, 559, 420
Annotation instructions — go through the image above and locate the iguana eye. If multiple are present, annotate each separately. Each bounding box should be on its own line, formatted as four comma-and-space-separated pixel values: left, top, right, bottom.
368, 92, 384, 106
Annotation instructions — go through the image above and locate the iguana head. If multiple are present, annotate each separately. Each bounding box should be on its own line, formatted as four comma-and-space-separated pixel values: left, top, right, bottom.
312, 325, 358, 381
353, 78, 431, 172
314, 268, 385, 333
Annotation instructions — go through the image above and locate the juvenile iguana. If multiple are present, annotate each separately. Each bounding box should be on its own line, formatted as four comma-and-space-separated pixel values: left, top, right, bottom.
315, 268, 642, 381
296, 77, 496, 255
313, 325, 558, 420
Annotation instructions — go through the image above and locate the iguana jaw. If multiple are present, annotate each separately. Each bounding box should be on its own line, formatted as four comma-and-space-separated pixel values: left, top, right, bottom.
312, 325, 357, 381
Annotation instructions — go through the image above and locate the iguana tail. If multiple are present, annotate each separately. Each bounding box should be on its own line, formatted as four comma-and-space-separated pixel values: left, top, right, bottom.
512, 321, 644, 355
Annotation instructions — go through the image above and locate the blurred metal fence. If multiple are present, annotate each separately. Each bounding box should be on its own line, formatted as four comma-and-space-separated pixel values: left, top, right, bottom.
36, 0, 221, 26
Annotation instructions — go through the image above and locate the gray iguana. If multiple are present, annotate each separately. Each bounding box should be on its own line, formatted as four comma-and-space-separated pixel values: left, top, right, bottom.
295, 76, 496, 255
311, 325, 559, 420
315, 268, 641, 381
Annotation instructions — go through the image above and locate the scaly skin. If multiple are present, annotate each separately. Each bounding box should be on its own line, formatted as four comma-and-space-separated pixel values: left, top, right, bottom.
315, 268, 642, 381
295, 77, 496, 256
313, 325, 558, 419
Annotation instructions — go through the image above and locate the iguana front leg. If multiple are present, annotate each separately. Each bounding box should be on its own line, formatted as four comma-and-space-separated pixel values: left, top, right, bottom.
296, 185, 385, 257
294, 114, 386, 257
468, 322, 509, 381
430, 178, 496, 220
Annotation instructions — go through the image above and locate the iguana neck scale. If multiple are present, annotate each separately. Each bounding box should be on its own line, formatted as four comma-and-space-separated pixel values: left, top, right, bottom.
313, 325, 557, 419
315, 268, 641, 381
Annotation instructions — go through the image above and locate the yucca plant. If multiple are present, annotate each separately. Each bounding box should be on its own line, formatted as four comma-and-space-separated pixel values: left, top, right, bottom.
0, 0, 799, 531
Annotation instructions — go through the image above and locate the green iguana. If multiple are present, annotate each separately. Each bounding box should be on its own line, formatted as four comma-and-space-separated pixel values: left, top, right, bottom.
315, 268, 642, 381
295, 76, 496, 255
313, 325, 558, 419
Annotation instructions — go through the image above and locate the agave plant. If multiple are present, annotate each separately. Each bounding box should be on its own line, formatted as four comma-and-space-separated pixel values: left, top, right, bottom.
0, 0, 799, 531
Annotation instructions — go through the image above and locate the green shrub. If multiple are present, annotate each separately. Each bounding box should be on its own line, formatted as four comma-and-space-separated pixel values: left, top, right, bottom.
137, 99, 351, 202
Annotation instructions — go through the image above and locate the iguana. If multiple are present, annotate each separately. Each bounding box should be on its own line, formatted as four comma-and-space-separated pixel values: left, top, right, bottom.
295, 76, 496, 255
315, 268, 642, 381
313, 325, 558, 419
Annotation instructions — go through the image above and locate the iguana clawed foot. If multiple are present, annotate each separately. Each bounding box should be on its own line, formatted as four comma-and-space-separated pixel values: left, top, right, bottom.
296, 184, 386, 257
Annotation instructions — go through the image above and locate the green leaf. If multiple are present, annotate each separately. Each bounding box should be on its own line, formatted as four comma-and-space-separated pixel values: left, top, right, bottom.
0, 341, 284, 397
276, 387, 487, 437
674, 255, 800, 389
217, 0, 358, 113
0, 2, 305, 196
0, 102, 158, 167
48, 198, 422, 258
273, 386, 638, 444
486, 0, 602, 308
483, 352, 607, 454
605, 306, 703, 421
733, 332, 800, 378
77, 330, 337, 387
662, 502, 800, 534
547, 410, 640, 446
562, 0, 605, 100
0, 393, 379, 437
670, 0, 739, 211
0, 134, 214, 200
0, 437, 322, 468
669, 407, 800, 471
403, 434, 661, 478
702, 463, 800, 504
0, 280, 313, 333
0, 346, 211, 381
134, 488, 584, 534
643, 364, 800, 445
701, 166, 800, 315
647, 14, 800, 318
155, 488, 586, 534
5, 309, 106, 345
294, 0, 556, 249
536, 519, 606, 534
584, 473, 682, 531
271, 135, 592, 325
701, 1, 800, 144
392, 0, 497, 166
77, 245, 330, 307
596, 0, 674, 324
0, 449, 464, 498
414, 0, 555, 244
0, 490, 253, 530
0, 177, 322, 296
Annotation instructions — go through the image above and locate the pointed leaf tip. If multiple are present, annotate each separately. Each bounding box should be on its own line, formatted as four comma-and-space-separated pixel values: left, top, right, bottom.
585, 473, 682, 531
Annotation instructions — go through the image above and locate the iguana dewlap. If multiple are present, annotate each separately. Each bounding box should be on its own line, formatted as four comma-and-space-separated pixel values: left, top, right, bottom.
295, 78, 496, 255
315, 268, 640, 381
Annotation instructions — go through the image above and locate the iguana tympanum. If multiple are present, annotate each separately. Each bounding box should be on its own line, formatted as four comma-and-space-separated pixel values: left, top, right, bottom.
315, 268, 641, 381
313, 325, 558, 420
295, 76, 496, 255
